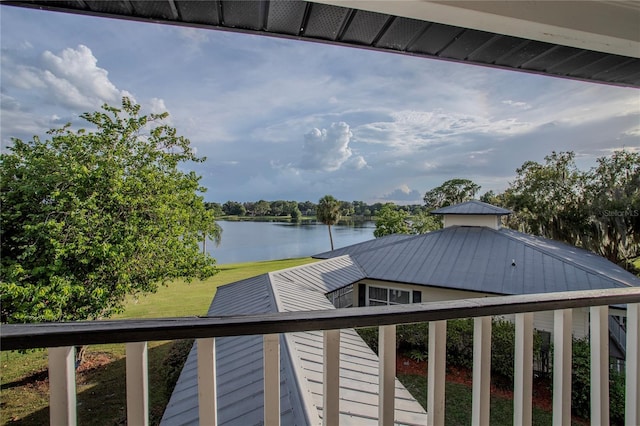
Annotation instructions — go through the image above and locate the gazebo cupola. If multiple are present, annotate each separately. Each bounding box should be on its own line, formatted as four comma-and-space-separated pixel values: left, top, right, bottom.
431, 200, 512, 230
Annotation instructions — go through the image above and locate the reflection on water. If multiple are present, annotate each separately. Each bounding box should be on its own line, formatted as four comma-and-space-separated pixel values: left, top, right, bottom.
207, 220, 375, 264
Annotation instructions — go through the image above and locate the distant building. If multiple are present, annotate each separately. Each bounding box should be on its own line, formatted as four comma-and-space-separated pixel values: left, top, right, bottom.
162, 200, 638, 425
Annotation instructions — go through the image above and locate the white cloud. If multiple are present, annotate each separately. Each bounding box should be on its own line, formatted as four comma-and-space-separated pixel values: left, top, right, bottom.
38, 45, 129, 109
355, 110, 534, 153
379, 184, 423, 204
502, 100, 531, 109
299, 122, 362, 172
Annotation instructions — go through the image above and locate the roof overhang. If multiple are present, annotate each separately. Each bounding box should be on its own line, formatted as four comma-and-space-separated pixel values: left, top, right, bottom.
3, 0, 640, 88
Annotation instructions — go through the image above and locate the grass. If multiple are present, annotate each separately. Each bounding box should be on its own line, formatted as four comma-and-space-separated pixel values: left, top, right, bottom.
0, 257, 316, 425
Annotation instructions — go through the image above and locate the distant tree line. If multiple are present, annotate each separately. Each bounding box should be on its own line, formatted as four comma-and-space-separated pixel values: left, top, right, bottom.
204, 199, 430, 220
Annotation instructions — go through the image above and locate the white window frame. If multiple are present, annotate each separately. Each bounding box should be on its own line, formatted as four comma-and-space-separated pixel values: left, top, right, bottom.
366, 285, 412, 306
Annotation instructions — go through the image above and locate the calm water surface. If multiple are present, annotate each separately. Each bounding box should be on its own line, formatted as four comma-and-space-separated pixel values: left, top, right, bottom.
207, 220, 375, 264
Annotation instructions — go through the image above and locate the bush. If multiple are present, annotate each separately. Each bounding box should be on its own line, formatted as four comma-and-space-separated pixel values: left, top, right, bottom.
569, 337, 626, 424
446, 319, 474, 370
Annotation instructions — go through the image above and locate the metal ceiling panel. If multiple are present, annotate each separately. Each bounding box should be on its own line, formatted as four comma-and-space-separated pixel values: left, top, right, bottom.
131, 0, 177, 20
467, 35, 526, 64
408, 22, 462, 55
302, 2, 349, 40
220, 0, 265, 30
495, 40, 554, 68
374, 17, 427, 51
266, 0, 306, 35
85, 1, 134, 16
522, 45, 583, 72
174, 0, 220, 25
340, 10, 388, 45
3, 0, 639, 87
439, 28, 495, 60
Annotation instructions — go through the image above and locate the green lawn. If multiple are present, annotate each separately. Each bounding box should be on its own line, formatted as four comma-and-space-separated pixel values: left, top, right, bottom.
0, 257, 316, 425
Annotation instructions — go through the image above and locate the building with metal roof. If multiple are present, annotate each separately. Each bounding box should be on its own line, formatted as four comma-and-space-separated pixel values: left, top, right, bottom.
161, 256, 427, 425
163, 201, 639, 424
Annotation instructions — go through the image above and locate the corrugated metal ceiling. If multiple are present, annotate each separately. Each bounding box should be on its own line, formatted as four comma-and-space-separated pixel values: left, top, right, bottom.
4, 0, 640, 88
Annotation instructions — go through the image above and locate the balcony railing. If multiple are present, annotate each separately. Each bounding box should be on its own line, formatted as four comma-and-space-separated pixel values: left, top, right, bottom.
2, 287, 640, 426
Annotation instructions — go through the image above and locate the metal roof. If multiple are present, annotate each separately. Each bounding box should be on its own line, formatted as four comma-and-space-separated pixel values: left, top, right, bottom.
3, 0, 640, 88
431, 200, 512, 216
162, 256, 427, 425
318, 226, 640, 295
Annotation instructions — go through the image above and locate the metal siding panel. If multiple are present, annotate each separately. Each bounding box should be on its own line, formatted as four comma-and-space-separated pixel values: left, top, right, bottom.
266, 0, 306, 34
175, 0, 220, 25
340, 10, 389, 45
303, 2, 350, 40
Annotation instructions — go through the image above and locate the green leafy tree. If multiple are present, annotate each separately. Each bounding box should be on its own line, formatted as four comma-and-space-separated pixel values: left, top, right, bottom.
502, 150, 639, 269
222, 200, 246, 216
584, 150, 640, 265
316, 195, 342, 250
1, 98, 218, 323
410, 210, 442, 234
423, 178, 481, 209
502, 151, 586, 246
374, 203, 410, 237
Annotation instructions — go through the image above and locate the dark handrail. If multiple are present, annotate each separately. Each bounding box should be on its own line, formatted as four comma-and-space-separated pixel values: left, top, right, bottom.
2, 287, 640, 351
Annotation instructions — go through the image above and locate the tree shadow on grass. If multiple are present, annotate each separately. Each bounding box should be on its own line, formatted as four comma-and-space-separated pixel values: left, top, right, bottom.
5, 342, 175, 426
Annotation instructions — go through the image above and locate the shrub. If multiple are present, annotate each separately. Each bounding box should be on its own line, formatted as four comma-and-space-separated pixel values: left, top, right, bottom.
446, 319, 474, 370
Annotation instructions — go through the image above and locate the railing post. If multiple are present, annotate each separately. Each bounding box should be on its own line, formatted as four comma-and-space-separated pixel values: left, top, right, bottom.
197, 338, 217, 426
472, 316, 491, 426
323, 329, 340, 425
48, 346, 76, 426
379, 324, 396, 426
264, 334, 280, 426
626, 303, 639, 426
428, 321, 446, 426
553, 309, 572, 426
590, 305, 609, 426
126, 341, 149, 426
514, 313, 533, 426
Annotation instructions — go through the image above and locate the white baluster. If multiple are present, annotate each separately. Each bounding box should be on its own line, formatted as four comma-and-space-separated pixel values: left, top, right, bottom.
198, 338, 217, 426
514, 313, 533, 426
590, 305, 609, 426
48, 346, 77, 426
553, 309, 573, 426
126, 341, 149, 426
264, 334, 280, 426
323, 329, 340, 425
378, 325, 396, 426
472, 316, 491, 426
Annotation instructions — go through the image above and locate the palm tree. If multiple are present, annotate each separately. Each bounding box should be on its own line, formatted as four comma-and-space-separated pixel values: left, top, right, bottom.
316, 195, 341, 251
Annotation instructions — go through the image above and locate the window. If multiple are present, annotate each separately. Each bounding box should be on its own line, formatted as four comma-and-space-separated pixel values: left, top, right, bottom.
367, 285, 411, 306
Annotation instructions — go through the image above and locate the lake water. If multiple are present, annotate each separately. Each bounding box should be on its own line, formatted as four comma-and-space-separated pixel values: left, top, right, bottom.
206, 220, 375, 264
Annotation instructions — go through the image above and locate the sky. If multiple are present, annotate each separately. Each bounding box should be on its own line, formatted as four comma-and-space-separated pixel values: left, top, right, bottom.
1, 5, 639, 205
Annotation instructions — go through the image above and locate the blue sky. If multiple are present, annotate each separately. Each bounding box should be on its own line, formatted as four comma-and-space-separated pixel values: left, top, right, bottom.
2, 5, 639, 204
